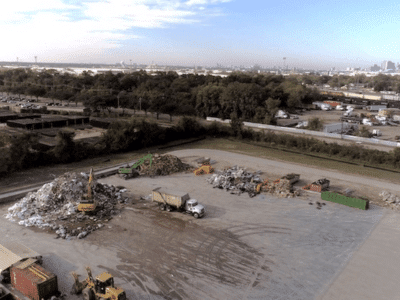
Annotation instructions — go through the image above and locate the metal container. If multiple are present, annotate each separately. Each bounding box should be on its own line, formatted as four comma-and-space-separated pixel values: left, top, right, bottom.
152, 188, 190, 209
10, 261, 58, 300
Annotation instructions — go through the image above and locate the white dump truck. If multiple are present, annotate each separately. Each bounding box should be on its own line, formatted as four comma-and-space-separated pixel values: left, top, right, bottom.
152, 188, 205, 218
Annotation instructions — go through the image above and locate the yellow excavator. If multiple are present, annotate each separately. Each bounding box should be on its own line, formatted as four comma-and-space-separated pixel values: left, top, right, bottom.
71, 267, 126, 300
78, 168, 97, 213
193, 161, 214, 176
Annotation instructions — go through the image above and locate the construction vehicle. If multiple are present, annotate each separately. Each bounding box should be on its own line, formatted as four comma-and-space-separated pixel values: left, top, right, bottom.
152, 188, 205, 218
78, 168, 97, 213
118, 154, 152, 180
194, 161, 214, 175
71, 267, 126, 300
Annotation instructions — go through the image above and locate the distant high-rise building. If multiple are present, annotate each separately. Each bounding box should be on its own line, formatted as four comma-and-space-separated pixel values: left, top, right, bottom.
381, 60, 395, 70
371, 64, 380, 71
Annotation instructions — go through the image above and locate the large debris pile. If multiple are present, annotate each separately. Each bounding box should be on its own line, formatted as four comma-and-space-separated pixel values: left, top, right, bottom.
207, 166, 262, 197
379, 191, 400, 209
5, 172, 127, 239
140, 154, 192, 176
207, 167, 300, 198
259, 179, 294, 196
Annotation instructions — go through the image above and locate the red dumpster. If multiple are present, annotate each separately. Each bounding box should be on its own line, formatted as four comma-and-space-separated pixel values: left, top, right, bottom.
10, 259, 58, 300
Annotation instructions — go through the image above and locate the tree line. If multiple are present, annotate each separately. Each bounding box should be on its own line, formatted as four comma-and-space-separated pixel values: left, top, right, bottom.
1, 117, 400, 178
0, 69, 323, 124
299, 73, 400, 92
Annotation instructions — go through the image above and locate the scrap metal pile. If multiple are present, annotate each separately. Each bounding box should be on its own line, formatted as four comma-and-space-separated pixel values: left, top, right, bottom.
139, 154, 192, 176
207, 166, 300, 198
5, 172, 127, 239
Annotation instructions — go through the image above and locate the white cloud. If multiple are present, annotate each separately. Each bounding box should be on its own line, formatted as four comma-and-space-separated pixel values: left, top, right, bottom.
185, 0, 232, 6
1, 0, 231, 62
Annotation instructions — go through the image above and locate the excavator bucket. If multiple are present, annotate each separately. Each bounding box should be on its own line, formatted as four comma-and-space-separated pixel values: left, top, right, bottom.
194, 165, 214, 175
70, 272, 87, 295
85, 266, 93, 281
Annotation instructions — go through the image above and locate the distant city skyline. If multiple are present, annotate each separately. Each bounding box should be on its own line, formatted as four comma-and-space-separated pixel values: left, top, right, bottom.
2, 0, 400, 69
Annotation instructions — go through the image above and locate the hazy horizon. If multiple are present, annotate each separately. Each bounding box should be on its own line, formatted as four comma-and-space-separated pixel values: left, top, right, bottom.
2, 0, 400, 70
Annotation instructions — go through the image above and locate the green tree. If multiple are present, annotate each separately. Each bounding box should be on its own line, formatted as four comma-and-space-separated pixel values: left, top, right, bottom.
53, 130, 76, 163
307, 117, 323, 131
26, 86, 46, 101
230, 112, 243, 137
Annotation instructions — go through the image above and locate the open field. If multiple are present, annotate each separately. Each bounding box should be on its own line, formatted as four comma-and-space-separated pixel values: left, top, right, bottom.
1, 149, 400, 299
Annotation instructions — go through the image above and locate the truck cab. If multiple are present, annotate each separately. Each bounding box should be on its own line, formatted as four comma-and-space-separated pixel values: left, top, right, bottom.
185, 199, 205, 219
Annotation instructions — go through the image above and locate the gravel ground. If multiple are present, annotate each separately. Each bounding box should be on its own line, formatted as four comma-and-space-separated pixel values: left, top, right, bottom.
1, 149, 399, 300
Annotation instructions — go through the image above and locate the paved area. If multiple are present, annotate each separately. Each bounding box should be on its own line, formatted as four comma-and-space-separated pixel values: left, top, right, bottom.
0, 149, 399, 299
319, 210, 400, 300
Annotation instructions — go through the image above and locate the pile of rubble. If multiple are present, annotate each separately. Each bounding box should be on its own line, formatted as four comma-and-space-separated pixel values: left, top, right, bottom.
207, 166, 263, 197
259, 178, 300, 198
140, 154, 192, 176
379, 191, 400, 209
207, 166, 301, 198
5, 172, 127, 239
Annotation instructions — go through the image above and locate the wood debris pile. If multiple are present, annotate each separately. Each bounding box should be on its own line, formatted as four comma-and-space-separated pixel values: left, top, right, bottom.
139, 154, 192, 176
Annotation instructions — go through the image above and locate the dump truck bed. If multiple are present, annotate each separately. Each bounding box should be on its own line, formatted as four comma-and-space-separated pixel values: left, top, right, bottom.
152, 188, 190, 208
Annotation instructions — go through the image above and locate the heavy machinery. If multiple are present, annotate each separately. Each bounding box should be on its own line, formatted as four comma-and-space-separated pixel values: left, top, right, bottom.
78, 168, 97, 213
152, 188, 205, 218
118, 154, 152, 180
193, 161, 214, 175
71, 267, 126, 300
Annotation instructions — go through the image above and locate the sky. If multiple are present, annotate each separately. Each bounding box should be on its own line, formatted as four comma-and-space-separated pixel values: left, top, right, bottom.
1, 0, 400, 69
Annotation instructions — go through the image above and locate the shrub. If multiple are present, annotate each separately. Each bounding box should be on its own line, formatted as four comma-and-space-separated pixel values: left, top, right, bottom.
307, 117, 323, 131
356, 126, 372, 138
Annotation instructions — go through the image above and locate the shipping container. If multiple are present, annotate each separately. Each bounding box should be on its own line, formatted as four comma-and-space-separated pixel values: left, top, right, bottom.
11, 260, 58, 300
366, 105, 387, 112
323, 122, 358, 133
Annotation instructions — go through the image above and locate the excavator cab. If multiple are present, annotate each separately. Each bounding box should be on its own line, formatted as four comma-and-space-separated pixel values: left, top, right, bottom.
78, 168, 97, 213
95, 276, 114, 294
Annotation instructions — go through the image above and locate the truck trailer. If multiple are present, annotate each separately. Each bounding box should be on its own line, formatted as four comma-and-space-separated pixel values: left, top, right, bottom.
10, 259, 58, 300
152, 188, 205, 218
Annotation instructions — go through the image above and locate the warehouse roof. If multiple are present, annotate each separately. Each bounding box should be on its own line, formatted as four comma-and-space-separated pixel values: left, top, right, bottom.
0, 241, 41, 272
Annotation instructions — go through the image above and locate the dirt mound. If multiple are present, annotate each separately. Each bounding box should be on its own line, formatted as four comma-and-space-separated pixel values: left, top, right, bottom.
5, 172, 128, 239
140, 154, 192, 176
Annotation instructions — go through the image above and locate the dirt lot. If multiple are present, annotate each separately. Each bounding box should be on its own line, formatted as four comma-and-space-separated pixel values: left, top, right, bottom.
1, 149, 400, 300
